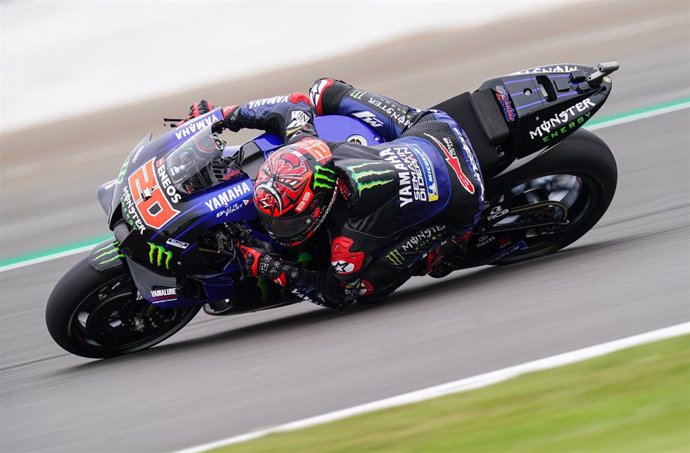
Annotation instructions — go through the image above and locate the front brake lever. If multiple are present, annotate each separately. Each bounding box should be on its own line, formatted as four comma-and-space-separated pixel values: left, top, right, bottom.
162, 117, 183, 128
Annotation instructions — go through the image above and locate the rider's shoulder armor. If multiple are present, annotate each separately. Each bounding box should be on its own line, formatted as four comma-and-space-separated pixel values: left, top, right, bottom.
331, 141, 407, 237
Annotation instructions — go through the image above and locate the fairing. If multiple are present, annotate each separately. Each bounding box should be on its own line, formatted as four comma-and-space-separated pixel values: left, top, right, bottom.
478, 63, 610, 157
91, 66, 613, 309
96, 109, 383, 307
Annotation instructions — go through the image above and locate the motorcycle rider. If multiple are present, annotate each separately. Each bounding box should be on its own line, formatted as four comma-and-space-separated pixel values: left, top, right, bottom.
182, 79, 484, 308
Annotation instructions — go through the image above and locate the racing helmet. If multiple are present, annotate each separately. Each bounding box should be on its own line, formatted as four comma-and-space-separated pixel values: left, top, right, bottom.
253, 138, 338, 246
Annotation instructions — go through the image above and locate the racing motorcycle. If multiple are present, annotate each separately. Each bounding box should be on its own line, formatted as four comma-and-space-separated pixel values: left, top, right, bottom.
46, 62, 620, 358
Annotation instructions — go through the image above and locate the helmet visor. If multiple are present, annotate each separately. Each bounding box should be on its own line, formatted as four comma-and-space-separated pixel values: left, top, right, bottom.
261, 210, 315, 243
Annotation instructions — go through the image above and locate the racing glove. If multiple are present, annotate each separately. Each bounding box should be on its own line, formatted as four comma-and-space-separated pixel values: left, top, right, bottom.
222, 105, 242, 132
178, 100, 215, 125
239, 243, 354, 309
239, 244, 300, 287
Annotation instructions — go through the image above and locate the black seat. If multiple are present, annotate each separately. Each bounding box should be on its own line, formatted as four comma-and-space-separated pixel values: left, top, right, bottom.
431, 90, 509, 171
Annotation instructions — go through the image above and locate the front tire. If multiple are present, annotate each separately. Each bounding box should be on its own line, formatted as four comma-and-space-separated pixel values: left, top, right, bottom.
46, 258, 200, 358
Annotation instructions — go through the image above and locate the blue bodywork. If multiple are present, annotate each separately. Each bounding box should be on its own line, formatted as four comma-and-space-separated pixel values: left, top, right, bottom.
91, 110, 383, 308
89, 63, 614, 310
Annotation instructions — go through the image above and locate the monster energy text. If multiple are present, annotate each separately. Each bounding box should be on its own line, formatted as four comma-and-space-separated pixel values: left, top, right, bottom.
345, 162, 396, 194
148, 243, 173, 269
400, 225, 446, 253
313, 165, 337, 190
529, 98, 596, 140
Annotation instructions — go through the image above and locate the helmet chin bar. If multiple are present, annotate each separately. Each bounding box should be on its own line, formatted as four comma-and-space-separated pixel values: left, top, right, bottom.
276, 179, 339, 247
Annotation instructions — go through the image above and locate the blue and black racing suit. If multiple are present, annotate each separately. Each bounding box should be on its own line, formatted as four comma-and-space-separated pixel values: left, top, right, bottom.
221, 79, 485, 307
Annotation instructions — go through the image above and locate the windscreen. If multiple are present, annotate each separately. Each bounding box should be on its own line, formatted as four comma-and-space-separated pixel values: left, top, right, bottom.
164, 127, 225, 195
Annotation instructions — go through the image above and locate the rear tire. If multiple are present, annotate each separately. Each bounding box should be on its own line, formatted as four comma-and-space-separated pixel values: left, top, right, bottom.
46, 258, 200, 358
485, 129, 617, 264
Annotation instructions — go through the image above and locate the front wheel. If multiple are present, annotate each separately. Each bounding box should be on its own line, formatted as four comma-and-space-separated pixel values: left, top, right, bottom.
483, 129, 617, 264
46, 258, 200, 358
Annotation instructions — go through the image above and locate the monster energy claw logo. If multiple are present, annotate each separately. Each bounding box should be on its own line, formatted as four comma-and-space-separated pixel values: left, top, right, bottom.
93, 241, 124, 265
385, 249, 404, 267
148, 242, 173, 269
313, 165, 337, 190
346, 162, 395, 194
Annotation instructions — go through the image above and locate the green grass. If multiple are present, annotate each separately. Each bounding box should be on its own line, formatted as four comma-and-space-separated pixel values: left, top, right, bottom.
214, 335, 690, 452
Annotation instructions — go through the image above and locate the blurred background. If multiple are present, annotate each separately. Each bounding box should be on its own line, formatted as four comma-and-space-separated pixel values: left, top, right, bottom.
2, 0, 577, 133
1, 1, 689, 452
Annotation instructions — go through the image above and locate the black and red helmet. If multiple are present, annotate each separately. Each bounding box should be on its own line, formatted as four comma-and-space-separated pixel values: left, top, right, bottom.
253, 138, 338, 245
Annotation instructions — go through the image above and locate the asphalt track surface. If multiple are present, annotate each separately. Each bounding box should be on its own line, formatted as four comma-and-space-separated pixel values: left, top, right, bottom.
1, 2, 689, 452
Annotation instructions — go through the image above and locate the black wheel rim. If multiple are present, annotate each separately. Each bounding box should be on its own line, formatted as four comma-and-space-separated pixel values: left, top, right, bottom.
488, 173, 599, 259
67, 273, 196, 353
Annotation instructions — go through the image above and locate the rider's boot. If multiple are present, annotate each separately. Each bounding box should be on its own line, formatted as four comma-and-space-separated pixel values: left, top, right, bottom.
425, 232, 472, 279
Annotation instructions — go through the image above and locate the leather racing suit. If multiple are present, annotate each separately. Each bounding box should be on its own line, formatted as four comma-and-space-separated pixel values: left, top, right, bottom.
224, 79, 485, 307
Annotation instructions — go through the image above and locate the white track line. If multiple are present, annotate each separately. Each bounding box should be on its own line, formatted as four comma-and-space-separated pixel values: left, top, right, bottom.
174, 322, 690, 453
1, 100, 688, 275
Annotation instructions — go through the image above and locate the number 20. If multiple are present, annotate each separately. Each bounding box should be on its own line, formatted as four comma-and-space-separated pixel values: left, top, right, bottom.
128, 159, 179, 230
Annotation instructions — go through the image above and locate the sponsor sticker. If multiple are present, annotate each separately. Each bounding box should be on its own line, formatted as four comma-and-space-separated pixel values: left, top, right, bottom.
204, 181, 252, 211
476, 235, 495, 248
383, 225, 447, 267
487, 205, 509, 221
150, 287, 177, 303
366, 97, 415, 128
514, 64, 579, 74
385, 249, 405, 267
294, 190, 313, 214
147, 242, 173, 269
423, 133, 475, 194
350, 90, 367, 100
409, 144, 439, 202
454, 128, 483, 187
400, 225, 446, 253
174, 113, 221, 140
488, 240, 527, 263
529, 98, 596, 142
494, 85, 516, 122
165, 238, 189, 249
353, 111, 384, 128
309, 79, 329, 108
215, 200, 249, 218
126, 158, 182, 232
346, 162, 396, 195
379, 145, 439, 207
312, 165, 337, 190
247, 95, 289, 109
286, 110, 311, 135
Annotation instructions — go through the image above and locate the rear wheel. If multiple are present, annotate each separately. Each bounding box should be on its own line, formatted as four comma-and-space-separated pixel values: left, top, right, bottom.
46, 258, 200, 358
484, 130, 617, 264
